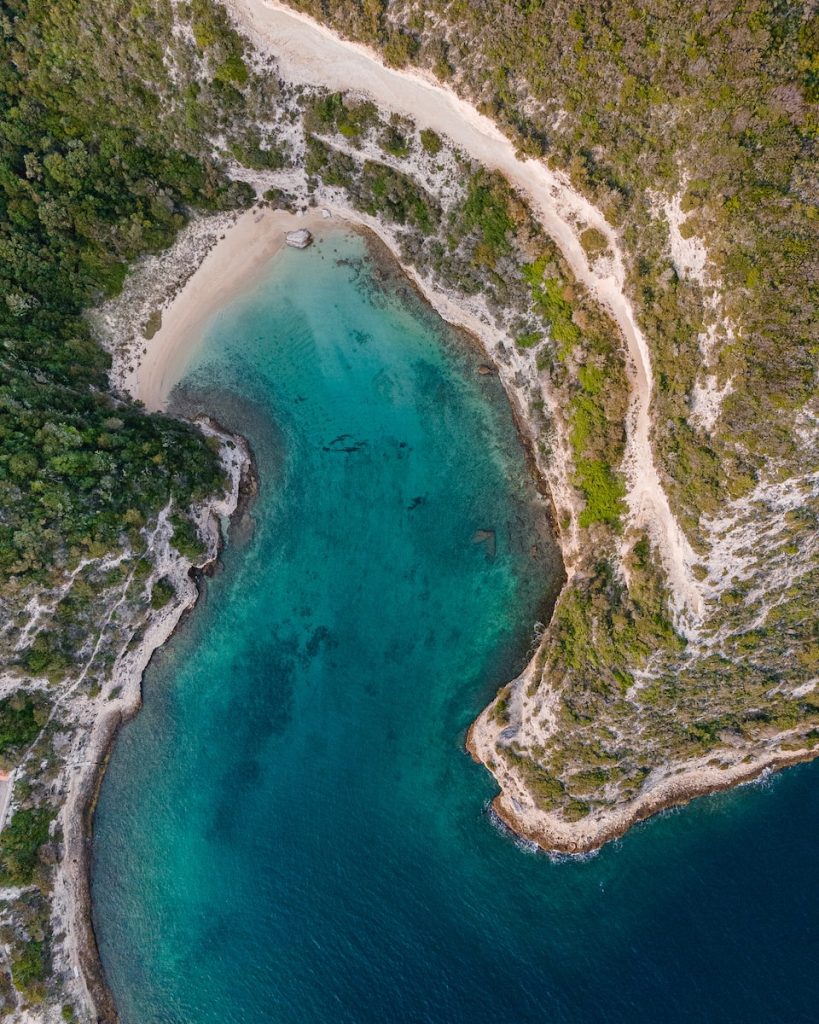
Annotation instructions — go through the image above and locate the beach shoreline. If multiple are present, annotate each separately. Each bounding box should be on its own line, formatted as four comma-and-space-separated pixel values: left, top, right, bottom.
117, 200, 553, 427
121, 207, 332, 411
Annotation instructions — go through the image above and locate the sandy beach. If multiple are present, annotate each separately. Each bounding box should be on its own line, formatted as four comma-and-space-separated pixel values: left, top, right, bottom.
124, 194, 552, 419
123, 201, 521, 414
130, 207, 331, 411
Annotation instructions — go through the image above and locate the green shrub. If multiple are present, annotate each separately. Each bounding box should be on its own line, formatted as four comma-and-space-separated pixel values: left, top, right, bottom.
575, 458, 626, 527
215, 55, 248, 85
357, 161, 439, 233
380, 124, 410, 158
0, 808, 53, 886
579, 227, 609, 258
306, 93, 377, 138
229, 134, 284, 170
384, 29, 417, 67
564, 798, 590, 821
21, 636, 68, 683
170, 513, 206, 562
419, 128, 442, 155
11, 942, 47, 1004
0, 695, 48, 762
461, 170, 514, 265
516, 331, 542, 349
150, 577, 176, 610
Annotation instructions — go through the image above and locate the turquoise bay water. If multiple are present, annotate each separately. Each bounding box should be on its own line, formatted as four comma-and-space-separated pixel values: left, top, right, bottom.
93, 232, 819, 1024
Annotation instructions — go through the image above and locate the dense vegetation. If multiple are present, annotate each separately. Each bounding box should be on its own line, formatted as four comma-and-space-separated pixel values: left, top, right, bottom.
522, 247, 627, 529
0, 0, 263, 619
0, 694, 47, 769
0, 807, 53, 887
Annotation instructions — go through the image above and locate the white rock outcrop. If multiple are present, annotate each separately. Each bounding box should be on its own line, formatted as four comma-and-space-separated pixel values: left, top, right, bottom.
285, 228, 313, 248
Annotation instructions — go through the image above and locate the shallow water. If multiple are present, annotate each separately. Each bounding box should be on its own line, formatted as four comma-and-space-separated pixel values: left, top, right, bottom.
93, 232, 819, 1024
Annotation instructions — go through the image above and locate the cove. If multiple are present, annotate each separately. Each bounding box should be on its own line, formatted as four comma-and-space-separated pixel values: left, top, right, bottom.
92, 231, 819, 1024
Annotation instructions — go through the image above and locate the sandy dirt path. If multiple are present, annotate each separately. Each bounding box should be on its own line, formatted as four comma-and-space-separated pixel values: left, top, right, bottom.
223, 0, 703, 622
0, 772, 13, 832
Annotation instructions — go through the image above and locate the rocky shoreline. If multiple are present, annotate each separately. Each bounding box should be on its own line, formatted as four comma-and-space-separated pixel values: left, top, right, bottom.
466, 720, 816, 856
53, 422, 256, 1024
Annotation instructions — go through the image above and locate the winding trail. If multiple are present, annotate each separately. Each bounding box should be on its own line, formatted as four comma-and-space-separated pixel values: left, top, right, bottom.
224, 0, 703, 622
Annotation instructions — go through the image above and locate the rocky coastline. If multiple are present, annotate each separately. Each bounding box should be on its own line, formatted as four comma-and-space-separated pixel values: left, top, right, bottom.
466, 722, 818, 856
52, 423, 256, 1024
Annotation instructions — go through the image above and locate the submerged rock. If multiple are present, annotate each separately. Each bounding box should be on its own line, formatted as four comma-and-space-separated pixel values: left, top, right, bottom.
286, 229, 313, 249
472, 528, 497, 560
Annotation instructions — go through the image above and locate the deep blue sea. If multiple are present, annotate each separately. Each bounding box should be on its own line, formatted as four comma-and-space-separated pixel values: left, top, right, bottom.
92, 231, 819, 1024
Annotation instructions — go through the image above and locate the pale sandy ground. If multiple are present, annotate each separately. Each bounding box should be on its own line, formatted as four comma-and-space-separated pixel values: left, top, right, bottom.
133, 207, 329, 410
225, 0, 703, 626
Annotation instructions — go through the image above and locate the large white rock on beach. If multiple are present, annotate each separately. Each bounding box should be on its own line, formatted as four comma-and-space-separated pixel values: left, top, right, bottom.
286, 229, 313, 249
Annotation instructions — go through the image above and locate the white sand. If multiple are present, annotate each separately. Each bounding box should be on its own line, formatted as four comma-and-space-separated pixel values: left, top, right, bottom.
133, 207, 329, 411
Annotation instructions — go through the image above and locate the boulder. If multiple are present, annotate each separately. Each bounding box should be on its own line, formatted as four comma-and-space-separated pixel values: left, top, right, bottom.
285, 229, 313, 249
